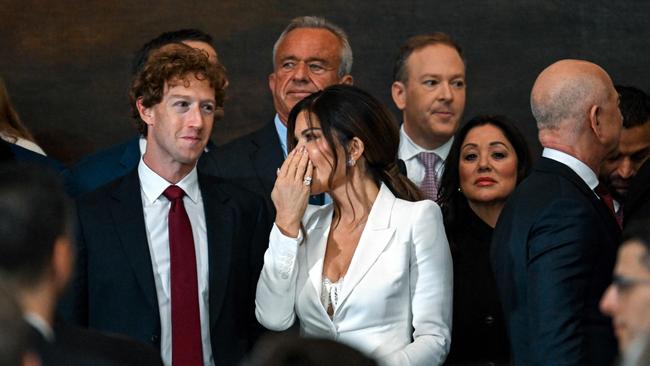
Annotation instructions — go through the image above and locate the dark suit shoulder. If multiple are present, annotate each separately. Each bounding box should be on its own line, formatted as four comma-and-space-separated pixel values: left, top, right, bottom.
76, 172, 130, 206
198, 173, 267, 209
7, 142, 66, 172
511, 158, 595, 204
68, 136, 140, 197
55, 324, 162, 365
219, 121, 279, 151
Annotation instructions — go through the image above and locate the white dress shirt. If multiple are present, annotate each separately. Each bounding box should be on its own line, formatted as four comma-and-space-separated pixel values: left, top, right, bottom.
24, 312, 54, 341
398, 125, 453, 186
0, 133, 47, 156
138, 159, 213, 366
542, 148, 599, 192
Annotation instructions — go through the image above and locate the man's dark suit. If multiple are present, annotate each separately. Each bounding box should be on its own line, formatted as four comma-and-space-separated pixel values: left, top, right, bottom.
491, 157, 620, 366
27, 322, 163, 366
624, 159, 650, 227
67, 136, 141, 197
68, 135, 219, 197
206, 121, 284, 207
61, 168, 270, 365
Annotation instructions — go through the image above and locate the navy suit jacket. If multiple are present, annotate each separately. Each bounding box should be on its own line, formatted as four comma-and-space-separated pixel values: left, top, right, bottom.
68, 135, 219, 197
204, 121, 284, 212
29, 322, 163, 366
61, 168, 270, 365
491, 157, 620, 366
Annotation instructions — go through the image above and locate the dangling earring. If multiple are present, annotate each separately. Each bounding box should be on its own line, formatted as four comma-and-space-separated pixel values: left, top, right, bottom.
347, 158, 355, 167
457, 187, 462, 193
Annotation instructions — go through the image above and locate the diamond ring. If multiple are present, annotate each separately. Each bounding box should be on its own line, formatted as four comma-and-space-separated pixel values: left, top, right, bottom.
303, 176, 312, 186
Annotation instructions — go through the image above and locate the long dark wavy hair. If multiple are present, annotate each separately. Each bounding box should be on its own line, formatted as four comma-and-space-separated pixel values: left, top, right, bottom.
437, 115, 532, 252
287, 85, 424, 225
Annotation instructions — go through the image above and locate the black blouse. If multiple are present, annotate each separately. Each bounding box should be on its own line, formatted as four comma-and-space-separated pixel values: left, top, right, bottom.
444, 206, 510, 366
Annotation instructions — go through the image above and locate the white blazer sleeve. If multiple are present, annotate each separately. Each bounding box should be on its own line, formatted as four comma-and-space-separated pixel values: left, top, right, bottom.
254, 223, 301, 331
381, 201, 453, 366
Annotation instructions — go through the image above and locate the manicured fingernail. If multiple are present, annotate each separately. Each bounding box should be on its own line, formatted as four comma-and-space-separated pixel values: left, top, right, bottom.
276, 168, 280, 175
300, 146, 305, 153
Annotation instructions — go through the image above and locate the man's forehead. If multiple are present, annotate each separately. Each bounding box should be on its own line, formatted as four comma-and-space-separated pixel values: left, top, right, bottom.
163, 76, 215, 98
406, 44, 465, 76
620, 124, 650, 150
276, 28, 341, 60
618, 241, 650, 272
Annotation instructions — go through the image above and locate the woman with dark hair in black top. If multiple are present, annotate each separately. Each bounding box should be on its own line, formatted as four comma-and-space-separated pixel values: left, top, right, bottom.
439, 115, 532, 365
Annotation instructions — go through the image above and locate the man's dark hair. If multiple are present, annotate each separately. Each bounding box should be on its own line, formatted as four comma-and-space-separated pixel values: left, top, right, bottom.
132, 29, 215, 76
616, 85, 650, 129
392, 32, 464, 83
0, 163, 71, 287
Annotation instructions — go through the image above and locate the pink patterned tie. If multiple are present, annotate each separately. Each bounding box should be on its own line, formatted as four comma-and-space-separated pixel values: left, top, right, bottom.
418, 152, 441, 201
163, 185, 203, 366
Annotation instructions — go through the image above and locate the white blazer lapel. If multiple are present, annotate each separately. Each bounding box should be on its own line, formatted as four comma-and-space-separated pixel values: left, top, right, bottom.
337, 184, 396, 309
305, 204, 334, 299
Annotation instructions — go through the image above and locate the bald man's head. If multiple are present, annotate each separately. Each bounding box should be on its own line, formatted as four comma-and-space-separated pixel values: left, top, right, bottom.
531, 59, 622, 170
531, 59, 615, 131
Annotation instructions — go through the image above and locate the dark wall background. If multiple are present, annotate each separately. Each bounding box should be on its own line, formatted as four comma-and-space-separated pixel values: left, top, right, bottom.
1, 1, 649, 166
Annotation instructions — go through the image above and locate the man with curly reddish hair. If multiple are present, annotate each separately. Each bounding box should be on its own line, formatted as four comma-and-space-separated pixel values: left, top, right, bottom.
68, 29, 222, 197
61, 44, 270, 366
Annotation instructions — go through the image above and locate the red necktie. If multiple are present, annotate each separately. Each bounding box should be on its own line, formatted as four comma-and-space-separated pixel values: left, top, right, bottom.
595, 184, 622, 229
163, 185, 203, 366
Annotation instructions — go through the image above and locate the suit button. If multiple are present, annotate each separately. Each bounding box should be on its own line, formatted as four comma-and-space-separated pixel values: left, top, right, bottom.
484, 315, 495, 325
487, 362, 496, 366
151, 335, 160, 343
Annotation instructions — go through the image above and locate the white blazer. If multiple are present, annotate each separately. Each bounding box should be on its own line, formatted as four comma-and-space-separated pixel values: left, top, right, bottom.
255, 184, 453, 365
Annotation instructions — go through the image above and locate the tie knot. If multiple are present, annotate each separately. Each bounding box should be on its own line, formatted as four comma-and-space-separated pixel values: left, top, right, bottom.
163, 185, 185, 201
417, 152, 440, 170
595, 183, 611, 198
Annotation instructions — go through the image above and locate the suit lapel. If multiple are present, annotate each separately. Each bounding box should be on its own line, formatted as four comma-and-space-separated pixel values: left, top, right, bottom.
250, 121, 285, 197
337, 185, 396, 308
109, 169, 158, 311
199, 174, 233, 324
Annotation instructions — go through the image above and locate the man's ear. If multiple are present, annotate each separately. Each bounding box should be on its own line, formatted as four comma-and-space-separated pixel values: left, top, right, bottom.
339, 74, 354, 86
391, 81, 407, 110
51, 235, 73, 293
136, 98, 154, 126
268, 73, 276, 93
588, 104, 603, 141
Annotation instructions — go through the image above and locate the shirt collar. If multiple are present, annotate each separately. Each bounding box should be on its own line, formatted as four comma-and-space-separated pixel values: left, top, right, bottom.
24, 312, 54, 342
542, 148, 599, 190
138, 157, 200, 205
398, 124, 453, 160
274, 114, 288, 157
138, 135, 147, 155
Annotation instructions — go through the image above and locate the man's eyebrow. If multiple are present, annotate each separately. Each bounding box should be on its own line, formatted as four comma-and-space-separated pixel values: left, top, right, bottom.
279, 55, 331, 65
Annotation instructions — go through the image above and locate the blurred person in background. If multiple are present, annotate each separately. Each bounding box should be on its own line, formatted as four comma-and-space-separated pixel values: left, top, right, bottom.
0, 77, 46, 155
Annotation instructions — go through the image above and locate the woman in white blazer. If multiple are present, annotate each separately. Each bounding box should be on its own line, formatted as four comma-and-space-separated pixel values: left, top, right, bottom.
255, 85, 453, 366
